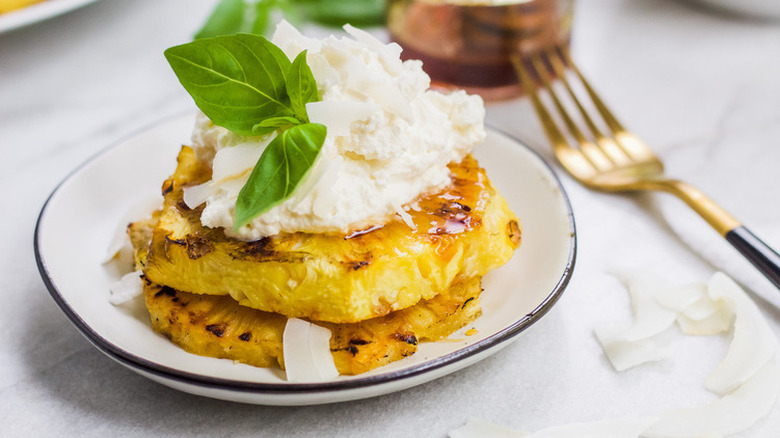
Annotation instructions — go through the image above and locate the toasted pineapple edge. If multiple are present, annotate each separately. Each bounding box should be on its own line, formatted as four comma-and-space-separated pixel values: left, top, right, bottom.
144, 146, 521, 323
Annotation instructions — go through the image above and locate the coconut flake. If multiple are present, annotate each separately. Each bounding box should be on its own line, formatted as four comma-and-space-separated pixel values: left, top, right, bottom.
527, 417, 658, 438
681, 294, 724, 322
449, 417, 528, 438
282, 318, 339, 382
211, 142, 266, 182
109, 270, 144, 305
182, 182, 214, 209
271, 20, 320, 59
703, 272, 778, 395
676, 305, 733, 336
394, 202, 416, 231
654, 282, 707, 313
103, 196, 161, 263
594, 269, 677, 370
609, 268, 677, 342
595, 328, 667, 371
307, 100, 379, 138
343, 24, 384, 50
644, 357, 780, 437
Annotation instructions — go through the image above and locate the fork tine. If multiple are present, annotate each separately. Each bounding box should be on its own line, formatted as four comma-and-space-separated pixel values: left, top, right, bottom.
511, 55, 596, 177
527, 52, 613, 172
545, 48, 632, 167
559, 46, 656, 163
512, 55, 568, 153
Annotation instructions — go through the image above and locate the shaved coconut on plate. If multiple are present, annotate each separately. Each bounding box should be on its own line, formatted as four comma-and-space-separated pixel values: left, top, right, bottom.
182, 182, 214, 210
594, 269, 676, 370
103, 196, 161, 263
644, 358, 780, 438
458, 270, 779, 438
594, 329, 668, 371
704, 272, 778, 395
680, 293, 724, 322
524, 417, 658, 438
676, 306, 733, 336
109, 270, 144, 305
282, 318, 339, 382
654, 282, 707, 313
449, 417, 528, 438
607, 268, 677, 342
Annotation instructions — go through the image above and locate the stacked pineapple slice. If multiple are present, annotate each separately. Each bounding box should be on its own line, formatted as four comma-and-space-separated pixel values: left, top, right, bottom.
129, 146, 521, 375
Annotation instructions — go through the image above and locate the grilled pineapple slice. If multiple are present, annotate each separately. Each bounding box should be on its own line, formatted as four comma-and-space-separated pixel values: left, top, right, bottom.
130, 218, 482, 375
142, 277, 481, 375
145, 146, 520, 323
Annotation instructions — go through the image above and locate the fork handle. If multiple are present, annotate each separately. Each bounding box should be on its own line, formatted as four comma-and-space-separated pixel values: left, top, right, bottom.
661, 180, 780, 290
725, 226, 780, 290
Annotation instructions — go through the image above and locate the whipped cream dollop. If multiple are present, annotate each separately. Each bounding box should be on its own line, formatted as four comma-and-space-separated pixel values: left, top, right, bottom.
187, 21, 485, 240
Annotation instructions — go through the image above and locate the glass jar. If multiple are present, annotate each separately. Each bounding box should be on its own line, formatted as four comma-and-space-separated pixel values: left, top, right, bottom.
387, 0, 573, 100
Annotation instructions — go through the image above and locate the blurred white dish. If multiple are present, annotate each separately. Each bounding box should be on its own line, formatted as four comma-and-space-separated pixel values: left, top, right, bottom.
0, 0, 100, 33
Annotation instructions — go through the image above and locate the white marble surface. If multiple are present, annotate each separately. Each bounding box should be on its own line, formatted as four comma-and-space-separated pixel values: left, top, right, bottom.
2, 0, 780, 436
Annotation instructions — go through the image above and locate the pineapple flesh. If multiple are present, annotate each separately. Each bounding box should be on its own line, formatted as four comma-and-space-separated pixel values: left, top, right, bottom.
130, 217, 483, 375
144, 146, 521, 323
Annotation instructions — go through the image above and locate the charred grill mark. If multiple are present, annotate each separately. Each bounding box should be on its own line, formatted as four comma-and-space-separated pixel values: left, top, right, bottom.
349, 338, 370, 345
454, 202, 471, 212
460, 297, 475, 309
155, 286, 177, 298
239, 332, 252, 341
349, 258, 371, 271
161, 179, 174, 196
507, 220, 522, 246
392, 332, 418, 345
185, 234, 213, 260
232, 237, 276, 261
164, 235, 186, 254
332, 345, 360, 356
205, 323, 226, 337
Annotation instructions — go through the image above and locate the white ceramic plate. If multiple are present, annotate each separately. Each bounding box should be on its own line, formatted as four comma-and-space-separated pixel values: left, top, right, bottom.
0, 0, 100, 33
35, 115, 576, 406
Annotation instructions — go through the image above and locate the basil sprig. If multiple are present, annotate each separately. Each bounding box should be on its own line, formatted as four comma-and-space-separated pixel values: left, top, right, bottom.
165, 34, 326, 229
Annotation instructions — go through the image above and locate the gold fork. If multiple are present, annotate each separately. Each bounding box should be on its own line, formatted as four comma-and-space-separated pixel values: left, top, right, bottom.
512, 47, 780, 290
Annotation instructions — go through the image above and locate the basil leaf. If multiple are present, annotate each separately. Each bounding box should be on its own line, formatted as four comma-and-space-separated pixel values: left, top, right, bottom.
194, 0, 250, 39
165, 34, 294, 136
253, 116, 300, 130
286, 50, 320, 122
235, 123, 327, 228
